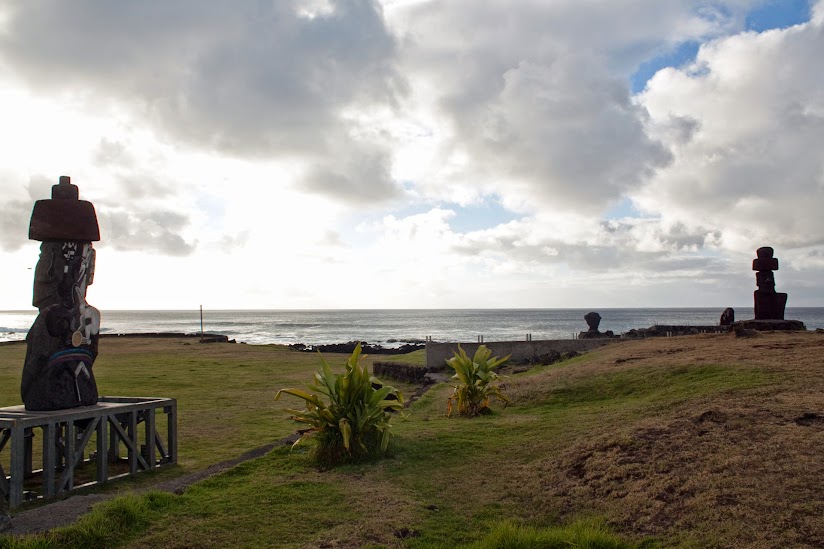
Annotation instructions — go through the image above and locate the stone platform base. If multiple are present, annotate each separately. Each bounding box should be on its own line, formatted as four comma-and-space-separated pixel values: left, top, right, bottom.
1, 396, 176, 509
733, 319, 807, 331
577, 331, 616, 339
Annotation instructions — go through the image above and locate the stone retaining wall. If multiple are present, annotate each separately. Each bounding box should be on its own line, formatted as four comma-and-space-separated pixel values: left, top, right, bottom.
425, 339, 616, 368
373, 361, 440, 384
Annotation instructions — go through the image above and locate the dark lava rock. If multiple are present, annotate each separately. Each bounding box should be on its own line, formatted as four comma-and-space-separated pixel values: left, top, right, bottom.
394, 527, 420, 539
696, 410, 728, 424
373, 361, 442, 383
795, 412, 824, 426
734, 326, 759, 338
622, 325, 728, 338
297, 341, 425, 355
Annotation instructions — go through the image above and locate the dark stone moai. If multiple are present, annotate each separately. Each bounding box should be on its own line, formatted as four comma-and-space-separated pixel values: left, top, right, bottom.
21, 176, 101, 411
752, 247, 787, 321
584, 312, 601, 332
720, 307, 735, 326
579, 311, 612, 339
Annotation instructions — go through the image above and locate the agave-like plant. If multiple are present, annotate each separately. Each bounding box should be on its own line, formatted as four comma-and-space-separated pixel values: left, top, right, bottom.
446, 344, 511, 417
275, 343, 404, 464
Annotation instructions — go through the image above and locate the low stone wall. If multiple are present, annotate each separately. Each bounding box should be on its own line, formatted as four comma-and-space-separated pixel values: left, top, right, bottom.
373, 361, 439, 384
425, 339, 615, 369
732, 319, 806, 331
622, 325, 728, 338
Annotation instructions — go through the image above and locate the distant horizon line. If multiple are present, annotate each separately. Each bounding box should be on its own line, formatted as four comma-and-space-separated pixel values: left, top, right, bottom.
4, 305, 824, 313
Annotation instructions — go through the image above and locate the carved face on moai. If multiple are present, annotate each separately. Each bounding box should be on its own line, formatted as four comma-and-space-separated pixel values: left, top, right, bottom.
21, 176, 102, 411
752, 246, 787, 321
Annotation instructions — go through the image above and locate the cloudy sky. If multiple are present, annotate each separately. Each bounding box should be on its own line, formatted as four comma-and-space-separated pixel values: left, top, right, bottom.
1, 0, 822, 310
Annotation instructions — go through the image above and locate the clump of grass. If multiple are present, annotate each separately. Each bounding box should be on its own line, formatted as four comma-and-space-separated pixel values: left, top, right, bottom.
455, 519, 653, 549
0, 492, 176, 549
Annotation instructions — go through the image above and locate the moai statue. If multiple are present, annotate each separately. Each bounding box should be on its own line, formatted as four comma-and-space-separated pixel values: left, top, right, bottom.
578, 311, 609, 339
21, 176, 101, 411
584, 312, 601, 333
720, 307, 735, 326
752, 247, 787, 321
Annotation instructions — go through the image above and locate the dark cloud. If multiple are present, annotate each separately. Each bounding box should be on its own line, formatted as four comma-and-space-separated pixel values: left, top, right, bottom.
462, 58, 672, 209
98, 209, 196, 256
0, 175, 68, 251
450, 231, 727, 277
111, 174, 177, 202
449, 216, 727, 275
395, 0, 711, 211
300, 140, 398, 203
25, 175, 53, 201
93, 139, 133, 167
0, 200, 32, 251
0, 0, 405, 202
398, 0, 751, 81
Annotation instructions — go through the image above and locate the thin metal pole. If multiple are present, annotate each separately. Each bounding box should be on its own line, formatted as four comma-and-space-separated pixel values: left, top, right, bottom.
200, 305, 204, 343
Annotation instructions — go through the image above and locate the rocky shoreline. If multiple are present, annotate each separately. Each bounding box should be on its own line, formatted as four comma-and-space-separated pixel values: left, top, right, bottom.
288, 340, 426, 355
101, 332, 235, 343
2, 321, 813, 352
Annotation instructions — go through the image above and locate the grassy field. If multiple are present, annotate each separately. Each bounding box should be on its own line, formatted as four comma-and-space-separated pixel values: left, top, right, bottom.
2, 331, 824, 547
0, 338, 422, 475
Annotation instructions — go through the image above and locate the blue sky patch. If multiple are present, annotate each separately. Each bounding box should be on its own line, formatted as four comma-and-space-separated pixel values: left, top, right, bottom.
381, 200, 521, 234
630, 1, 811, 94
630, 41, 700, 94
445, 201, 520, 233
603, 197, 643, 220
746, 0, 810, 32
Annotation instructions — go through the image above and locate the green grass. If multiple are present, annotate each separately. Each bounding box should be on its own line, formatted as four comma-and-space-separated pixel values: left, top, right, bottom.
1, 337, 779, 548
454, 519, 654, 549
0, 339, 420, 474
539, 363, 771, 410
381, 349, 427, 366
0, 492, 176, 549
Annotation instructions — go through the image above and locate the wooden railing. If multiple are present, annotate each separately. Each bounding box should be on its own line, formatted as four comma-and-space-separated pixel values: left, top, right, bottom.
1, 396, 177, 509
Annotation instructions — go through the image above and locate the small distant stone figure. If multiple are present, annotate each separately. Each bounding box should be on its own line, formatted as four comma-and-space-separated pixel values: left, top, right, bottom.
578, 311, 611, 339
752, 247, 787, 321
720, 307, 735, 326
584, 312, 601, 332
22, 176, 101, 411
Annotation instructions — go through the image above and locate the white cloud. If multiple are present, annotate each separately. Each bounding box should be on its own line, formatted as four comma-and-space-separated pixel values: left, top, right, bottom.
384, 0, 767, 214
638, 12, 824, 252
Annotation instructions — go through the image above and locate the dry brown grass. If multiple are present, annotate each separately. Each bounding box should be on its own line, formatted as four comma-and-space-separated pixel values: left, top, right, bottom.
504, 331, 824, 548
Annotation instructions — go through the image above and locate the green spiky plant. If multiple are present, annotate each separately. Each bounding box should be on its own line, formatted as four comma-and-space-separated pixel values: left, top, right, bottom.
275, 343, 404, 465
446, 344, 511, 417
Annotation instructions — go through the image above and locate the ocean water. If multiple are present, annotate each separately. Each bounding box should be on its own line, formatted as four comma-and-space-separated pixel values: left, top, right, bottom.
2, 308, 823, 346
